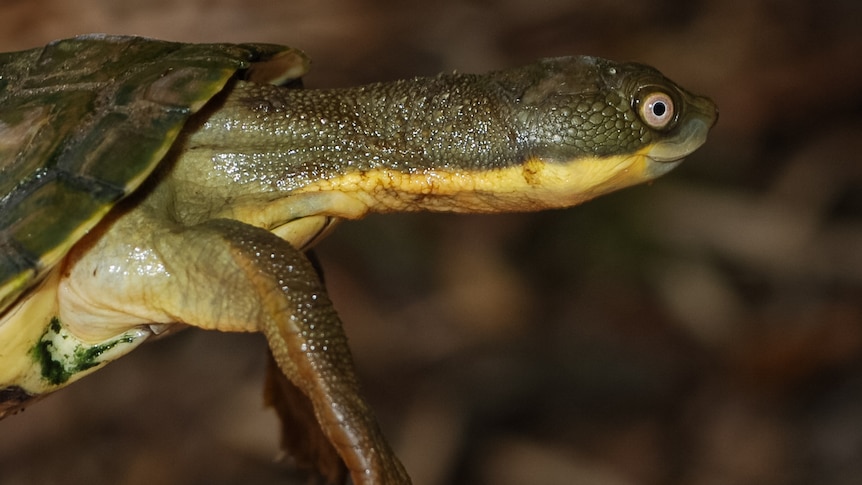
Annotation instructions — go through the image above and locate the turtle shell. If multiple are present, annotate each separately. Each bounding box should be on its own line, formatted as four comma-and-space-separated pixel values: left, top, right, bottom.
0, 34, 309, 314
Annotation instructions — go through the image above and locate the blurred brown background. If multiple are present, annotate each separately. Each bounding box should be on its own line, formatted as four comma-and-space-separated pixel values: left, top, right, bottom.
2, 1, 861, 484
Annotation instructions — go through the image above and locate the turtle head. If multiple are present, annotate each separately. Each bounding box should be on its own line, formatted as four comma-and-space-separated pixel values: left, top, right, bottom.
493, 56, 717, 201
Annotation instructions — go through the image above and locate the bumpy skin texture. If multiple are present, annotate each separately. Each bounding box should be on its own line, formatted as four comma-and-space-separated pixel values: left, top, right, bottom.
199, 219, 410, 483
212, 57, 676, 181
0, 35, 717, 485
217, 220, 409, 482
175, 56, 716, 219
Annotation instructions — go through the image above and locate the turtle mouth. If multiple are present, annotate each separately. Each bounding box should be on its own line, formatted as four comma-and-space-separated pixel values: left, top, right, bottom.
648, 118, 714, 163
647, 95, 718, 164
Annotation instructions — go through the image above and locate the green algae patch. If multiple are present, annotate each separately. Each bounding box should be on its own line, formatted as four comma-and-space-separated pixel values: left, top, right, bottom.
31, 317, 146, 386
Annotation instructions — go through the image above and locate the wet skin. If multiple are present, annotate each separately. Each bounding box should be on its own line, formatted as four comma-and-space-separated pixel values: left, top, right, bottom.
0, 37, 717, 484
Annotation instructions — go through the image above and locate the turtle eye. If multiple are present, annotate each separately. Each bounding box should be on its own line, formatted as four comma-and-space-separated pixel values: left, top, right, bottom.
639, 91, 674, 130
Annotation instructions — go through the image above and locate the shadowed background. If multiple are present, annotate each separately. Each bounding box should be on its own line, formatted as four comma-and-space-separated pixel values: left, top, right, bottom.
2, 1, 862, 484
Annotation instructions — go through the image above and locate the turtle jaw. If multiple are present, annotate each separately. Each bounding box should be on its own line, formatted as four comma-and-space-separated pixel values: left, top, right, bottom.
548, 93, 718, 207
645, 94, 718, 167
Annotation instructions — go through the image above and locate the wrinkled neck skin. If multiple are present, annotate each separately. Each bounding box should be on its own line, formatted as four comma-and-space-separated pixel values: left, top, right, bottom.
169, 73, 535, 220
218, 74, 528, 181
157, 68, 646, 229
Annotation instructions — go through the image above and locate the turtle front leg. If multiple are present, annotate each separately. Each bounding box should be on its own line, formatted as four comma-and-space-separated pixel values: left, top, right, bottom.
60, 217, 410, 485
209, 220, 411, 485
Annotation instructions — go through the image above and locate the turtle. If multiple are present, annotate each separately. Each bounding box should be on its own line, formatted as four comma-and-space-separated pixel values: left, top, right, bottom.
0, 34, 717, 484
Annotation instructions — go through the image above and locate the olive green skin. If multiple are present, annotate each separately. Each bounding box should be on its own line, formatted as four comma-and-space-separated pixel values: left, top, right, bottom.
0, 35, 717, 485
191, 56, 713, 197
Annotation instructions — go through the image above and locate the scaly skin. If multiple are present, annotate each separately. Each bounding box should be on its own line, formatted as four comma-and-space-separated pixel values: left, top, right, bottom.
1, 41, 717, 485
170, 57, 717, 222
